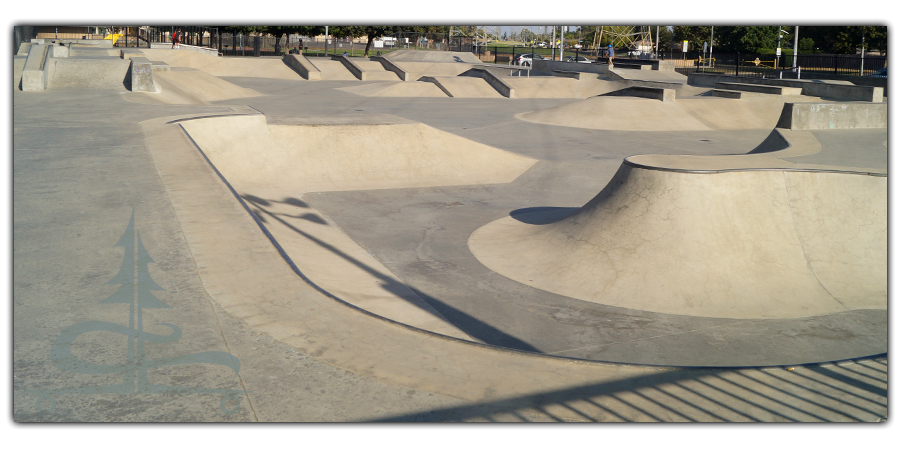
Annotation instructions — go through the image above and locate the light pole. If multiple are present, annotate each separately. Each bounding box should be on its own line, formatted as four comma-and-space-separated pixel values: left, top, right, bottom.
792, 26, 799, 70
776, 27, 789, 68
860, 29, 865, 76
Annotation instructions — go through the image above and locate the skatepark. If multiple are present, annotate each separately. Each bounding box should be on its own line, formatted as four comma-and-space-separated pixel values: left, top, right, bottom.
13, 40, 887, 422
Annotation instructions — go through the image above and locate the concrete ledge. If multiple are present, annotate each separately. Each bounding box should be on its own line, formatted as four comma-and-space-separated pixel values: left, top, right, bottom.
121, 49, 144, 60
417, 76, 454, 97
610, 85, 675, 102
612, 58, 676, 71
332, 55, 365, 80
712, 89, 776, 99
460, 68, 516, 98
162, 43, 219, 56
370, 55, 409, 81
716, 82, 802, 95
551, 70, 593, 80
150, 61, 170, 71
533, 59, 609, 76
849, 75, 887, 98
283, 54, 321, 80
689, 73, 883, 102
613, 63, 652, 70
776, 102, 887, 130
17, 42, 32, 56
623, 79, 685, 94
32, 38, 112, 48
22, 44, 49, 92
48, 43, 70, 58
129, 56, 155, 92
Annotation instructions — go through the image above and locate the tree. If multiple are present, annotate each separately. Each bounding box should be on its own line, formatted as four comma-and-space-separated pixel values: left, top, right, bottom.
673, 26, 711, 51
331, 26, 400, 57
798, 26, 886, 55
713, 26, 778, 53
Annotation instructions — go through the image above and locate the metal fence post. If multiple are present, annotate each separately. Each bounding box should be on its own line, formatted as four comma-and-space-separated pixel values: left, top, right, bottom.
736, 52, 740, 76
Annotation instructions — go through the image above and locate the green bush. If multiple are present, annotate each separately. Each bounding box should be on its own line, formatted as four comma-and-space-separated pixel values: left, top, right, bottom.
755, 47, 792, 55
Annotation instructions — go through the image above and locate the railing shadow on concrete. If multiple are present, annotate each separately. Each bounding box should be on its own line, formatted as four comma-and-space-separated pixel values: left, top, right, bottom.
369, 357, 887, 422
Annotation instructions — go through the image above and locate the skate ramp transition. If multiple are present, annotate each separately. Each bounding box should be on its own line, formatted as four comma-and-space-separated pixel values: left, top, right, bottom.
337, 81, 450, 97
469, 129, 886, 320
177, 113, 537, 193
141, 48, 305, 79
124, 68, 262, 105
517, 95, 788, 130
168, 112, 536, 339
498, 76, 623, 99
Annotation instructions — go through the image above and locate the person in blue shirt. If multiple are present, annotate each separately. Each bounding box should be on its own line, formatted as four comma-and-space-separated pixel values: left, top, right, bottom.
605, 44, 614, 67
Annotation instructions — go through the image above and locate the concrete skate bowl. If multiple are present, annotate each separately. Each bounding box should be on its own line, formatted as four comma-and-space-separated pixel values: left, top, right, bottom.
177, 113, 536, 193
169, 112, 537, 340
516, 95, 787, 130
469, 145, 886, 364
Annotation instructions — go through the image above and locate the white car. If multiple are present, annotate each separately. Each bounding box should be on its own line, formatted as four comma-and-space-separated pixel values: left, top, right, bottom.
564, 56, 593, 63
514, 53, 547, 66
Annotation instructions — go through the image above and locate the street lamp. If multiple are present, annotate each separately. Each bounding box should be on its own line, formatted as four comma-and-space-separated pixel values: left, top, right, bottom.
776, 28, 789, 68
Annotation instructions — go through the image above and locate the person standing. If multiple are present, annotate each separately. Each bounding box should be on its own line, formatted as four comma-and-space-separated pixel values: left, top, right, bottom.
606, 44, 614, 67
171, 29, 181, 49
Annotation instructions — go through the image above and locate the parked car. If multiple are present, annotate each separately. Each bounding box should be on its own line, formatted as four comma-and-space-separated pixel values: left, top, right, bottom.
514, 53, 548, 66
564, 55, 593, 63
536, 42, 548, 48
870, 67, 887, 77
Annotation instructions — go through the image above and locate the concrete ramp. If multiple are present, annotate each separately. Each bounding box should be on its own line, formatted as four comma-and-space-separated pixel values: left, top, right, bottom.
677, 97, 787, 130
125, 68, 261, 105
500, 76, 623, 98
337, 81, 449, 97
518, 95, 789, 131
517, 96, 713, 130
166, 112, 536, 339
305, 57, 359, 80
140, 49, 304, 79
397, 62, 477, 80
385, 49, 482, 64
609, 67, 688, 84
70, 48, 120, 57
178, 114, 537, 192
470, 151, 886, 320
353, 59, 402, 80
46, 57, 130, 90
420, 76, 504, 98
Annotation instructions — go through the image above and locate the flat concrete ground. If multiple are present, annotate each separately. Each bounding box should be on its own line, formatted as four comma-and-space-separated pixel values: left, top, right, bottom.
12, 52, 887, 423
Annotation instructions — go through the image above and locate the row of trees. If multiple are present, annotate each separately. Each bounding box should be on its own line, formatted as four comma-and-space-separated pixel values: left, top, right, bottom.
211, 26, 460, 57
572, 26, 886, 55
672, 26, 887, 55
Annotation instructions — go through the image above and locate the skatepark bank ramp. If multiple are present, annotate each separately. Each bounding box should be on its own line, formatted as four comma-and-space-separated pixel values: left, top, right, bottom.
177, 113, 537, 193
470, 145, 886, 320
